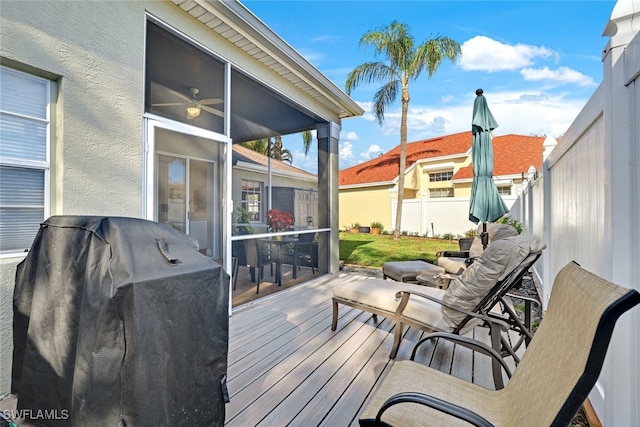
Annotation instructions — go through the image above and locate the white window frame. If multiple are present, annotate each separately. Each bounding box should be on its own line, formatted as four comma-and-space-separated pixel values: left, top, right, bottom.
0, 66, 51, 257
497, 186, 512, 196
429, 188, 453, 198
241, 179, 263, 222
429, 171, 454, 182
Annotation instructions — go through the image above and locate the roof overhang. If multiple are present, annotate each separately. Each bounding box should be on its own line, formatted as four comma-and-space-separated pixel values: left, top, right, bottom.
171, 0, 364, 122
234, 160, 317, 183
339, 181, 394, 190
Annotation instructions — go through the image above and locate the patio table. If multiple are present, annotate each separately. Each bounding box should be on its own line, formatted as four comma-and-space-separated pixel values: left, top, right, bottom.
259, 237, 299, 285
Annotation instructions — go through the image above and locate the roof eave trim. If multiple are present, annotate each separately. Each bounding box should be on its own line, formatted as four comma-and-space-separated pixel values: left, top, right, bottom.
339, 181, 394, 190
234, 160, 316, 182
200, 0, 364, 118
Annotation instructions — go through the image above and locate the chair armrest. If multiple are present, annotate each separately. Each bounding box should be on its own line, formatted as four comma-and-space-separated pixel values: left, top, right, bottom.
410, 332, 512, 378
374, 391, 494, 427
436, 250, 469, 258
505, 293, 540, 307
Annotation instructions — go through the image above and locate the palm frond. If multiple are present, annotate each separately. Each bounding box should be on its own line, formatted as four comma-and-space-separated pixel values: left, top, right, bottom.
345, 62, 395, 94
413, 35, 462, 78
372, 81, 399, 125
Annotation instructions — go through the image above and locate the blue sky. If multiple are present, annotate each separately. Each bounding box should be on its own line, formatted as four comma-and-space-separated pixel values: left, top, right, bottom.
241, 0, 617, 172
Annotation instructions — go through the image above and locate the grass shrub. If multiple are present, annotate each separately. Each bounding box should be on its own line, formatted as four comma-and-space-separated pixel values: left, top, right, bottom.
339, 232, 458, 268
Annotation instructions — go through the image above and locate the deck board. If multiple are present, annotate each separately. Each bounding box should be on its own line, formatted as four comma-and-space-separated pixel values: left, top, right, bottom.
225, 272, 530, 425
0, 271, 531, 427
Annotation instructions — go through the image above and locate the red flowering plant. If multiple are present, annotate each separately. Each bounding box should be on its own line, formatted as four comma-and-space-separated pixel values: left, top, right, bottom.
266, 209, 294, 232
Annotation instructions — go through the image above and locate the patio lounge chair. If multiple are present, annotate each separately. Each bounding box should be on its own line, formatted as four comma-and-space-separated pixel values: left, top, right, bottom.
382, 223, 518, 282
358, 261, 640, 427
332, 233, 546, 387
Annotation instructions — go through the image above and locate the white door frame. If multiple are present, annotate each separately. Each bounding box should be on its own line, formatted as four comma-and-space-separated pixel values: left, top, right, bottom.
143, 114, 234, 309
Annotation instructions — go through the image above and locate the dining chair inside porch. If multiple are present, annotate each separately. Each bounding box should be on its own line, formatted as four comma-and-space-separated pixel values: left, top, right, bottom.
232, 239, 273, 294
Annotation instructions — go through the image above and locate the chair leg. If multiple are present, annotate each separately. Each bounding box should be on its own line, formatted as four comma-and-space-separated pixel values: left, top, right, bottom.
489, 323, 506, 390
331, 300, 339, 331
389, 321, 403, 359
232, 257, 239, 290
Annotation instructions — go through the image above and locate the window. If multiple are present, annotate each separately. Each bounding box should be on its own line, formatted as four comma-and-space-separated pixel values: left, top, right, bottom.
497, 186, 512, 195
241, 180, 262, 221
0, 66, 50, 254
429, 171, 453, 182
429, 188, 453, 198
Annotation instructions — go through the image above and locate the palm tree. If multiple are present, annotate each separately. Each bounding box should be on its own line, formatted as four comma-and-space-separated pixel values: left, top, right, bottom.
301, 130, 312, 155
345, 21, 461, 239
240, 137, 293, 164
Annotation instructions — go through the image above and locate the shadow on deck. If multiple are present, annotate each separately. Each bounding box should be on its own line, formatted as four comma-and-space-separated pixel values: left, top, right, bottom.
226, 272, 520, 426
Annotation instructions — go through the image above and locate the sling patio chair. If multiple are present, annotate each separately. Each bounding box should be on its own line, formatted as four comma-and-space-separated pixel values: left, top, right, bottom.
358, 261, 640, 427
332, 233, 546, 388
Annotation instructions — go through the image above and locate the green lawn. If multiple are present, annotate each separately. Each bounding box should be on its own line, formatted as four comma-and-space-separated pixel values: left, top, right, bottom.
339, 231, 459, 268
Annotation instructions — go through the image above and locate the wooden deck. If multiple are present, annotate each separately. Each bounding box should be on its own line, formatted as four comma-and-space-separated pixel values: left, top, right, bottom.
1, 271, 522, 426
226, 271, 521, 426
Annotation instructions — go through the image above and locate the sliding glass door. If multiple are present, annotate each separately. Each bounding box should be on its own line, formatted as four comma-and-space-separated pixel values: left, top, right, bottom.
156, 154, 214, 256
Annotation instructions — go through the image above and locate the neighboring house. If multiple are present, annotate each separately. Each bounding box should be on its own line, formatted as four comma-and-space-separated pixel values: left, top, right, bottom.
0, 0, 362, 394
232, 145, 318, 230
339, 131, 556, 236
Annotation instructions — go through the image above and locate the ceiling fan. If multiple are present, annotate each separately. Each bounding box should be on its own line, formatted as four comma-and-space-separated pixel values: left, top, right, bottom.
151, 85, 224, 119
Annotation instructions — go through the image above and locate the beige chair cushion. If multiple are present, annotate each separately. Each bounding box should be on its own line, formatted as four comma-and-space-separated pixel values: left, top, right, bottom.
333, 279, 453, 332
437, 256, 467, 275
441, 234, 546, 328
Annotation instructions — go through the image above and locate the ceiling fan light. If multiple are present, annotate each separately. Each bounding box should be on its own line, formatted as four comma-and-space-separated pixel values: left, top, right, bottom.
187, 105, 201, 117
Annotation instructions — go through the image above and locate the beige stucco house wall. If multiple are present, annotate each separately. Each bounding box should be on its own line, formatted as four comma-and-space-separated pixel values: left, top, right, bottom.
339, 185, 391, 231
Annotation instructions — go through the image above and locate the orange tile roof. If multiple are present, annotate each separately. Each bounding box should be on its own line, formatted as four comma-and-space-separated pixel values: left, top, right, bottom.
453, 134, 544, 180
339, 131, 471, 186
339, 131, 544, 186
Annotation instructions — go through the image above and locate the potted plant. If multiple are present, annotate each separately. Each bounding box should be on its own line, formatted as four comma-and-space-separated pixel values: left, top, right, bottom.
496, 215, 523, 234
350, 222, 360, 233
266, 208, 294, 234
236, 206, 254, 234
371, 221, 384, 235
459, 228, 477, 251
358, 224, 371, 233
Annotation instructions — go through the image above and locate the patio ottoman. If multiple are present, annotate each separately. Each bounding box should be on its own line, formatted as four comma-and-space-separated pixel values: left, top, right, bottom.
382, 260, 445, 283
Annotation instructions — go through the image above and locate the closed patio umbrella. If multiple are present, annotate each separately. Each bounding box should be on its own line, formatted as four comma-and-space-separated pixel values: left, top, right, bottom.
469, 88, 509, 246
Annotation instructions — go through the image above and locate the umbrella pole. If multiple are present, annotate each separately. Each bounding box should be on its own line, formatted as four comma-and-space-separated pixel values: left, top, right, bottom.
481, 222, 489, 249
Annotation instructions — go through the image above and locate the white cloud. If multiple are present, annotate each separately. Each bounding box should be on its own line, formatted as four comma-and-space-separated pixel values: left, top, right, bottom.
298, 48, 326, 64
360, 144, 384, 161
340, 130, 359, 141
363, 89, 588, 144
340, 141, 354, 162
460, 36, 554, 72
520, 66, 596, 87
310, 34, 340, 44
441, 94, 454, 103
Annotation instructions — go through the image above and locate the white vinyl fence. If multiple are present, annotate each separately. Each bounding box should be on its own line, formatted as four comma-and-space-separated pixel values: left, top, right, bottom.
508, 3, 640, 425
392, 195, 517, 237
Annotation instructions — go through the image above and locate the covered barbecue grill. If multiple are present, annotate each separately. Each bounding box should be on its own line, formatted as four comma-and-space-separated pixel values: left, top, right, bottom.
12, 216, 230, 426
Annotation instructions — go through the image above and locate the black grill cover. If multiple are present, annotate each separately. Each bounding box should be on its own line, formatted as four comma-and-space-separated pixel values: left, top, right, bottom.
12, 216, 230, 426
